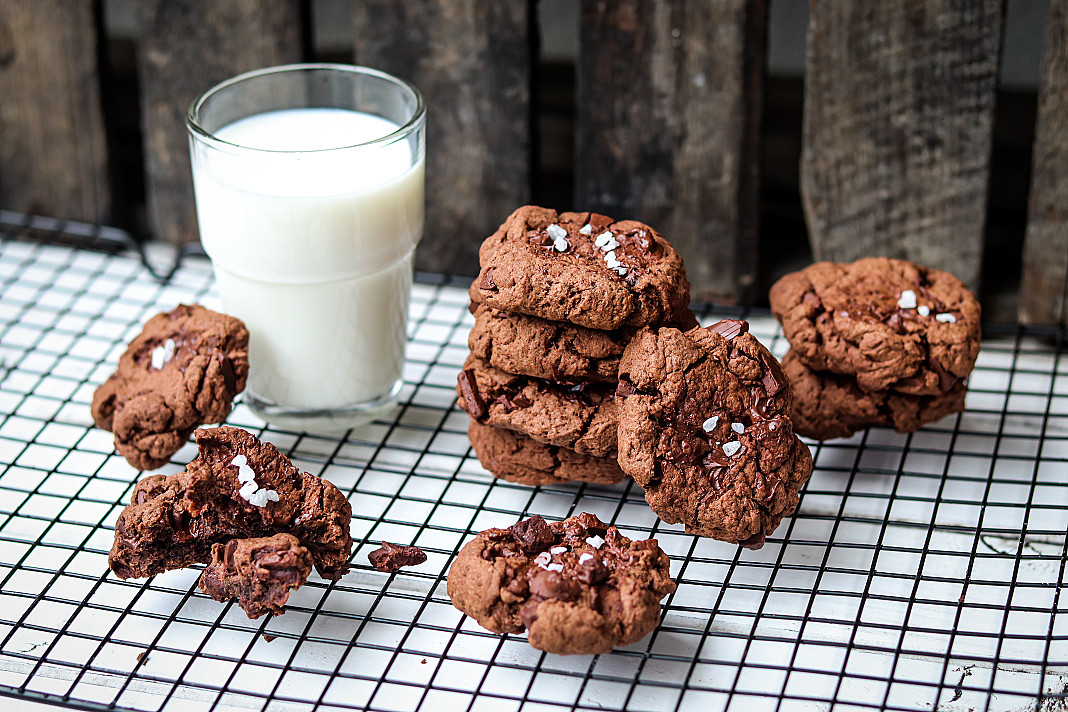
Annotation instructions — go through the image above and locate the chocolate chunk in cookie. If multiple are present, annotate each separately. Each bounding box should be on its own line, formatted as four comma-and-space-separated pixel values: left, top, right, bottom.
468, 420, 626, 487
447, 513, 675, 655
474, 206, 690, 330
91, 304, 249, 470
769, 258, 980, 394
198, 533, 313, 619
368, 542, 427, 572
783, 350, 966, 441
457, 355, 619, 457
109, 426, 352, 580
616, 321, 813, 547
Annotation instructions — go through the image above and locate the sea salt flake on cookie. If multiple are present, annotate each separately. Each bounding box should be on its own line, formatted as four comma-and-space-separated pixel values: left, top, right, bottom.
702, 416, 719, 433
722, 441, 742, 457
731, 422, 745, 434
897, 290, 918, 309
579, 223, 592, 235
586, 535, 605, 548
936, 313, 957, 323
917, 305, 931, 316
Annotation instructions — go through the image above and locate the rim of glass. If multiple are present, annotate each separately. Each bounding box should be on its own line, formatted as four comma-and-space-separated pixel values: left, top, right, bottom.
187, 63, 425, 154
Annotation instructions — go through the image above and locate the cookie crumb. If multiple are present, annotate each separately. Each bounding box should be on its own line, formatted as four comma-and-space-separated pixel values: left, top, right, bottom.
263, 634, 277, 643
368, 542, 428, 572
702, 416, 719, 433
897, 290, 918, 309
136, 651, 147, 663
936, 313, 957, 323
722, 441, 742, 457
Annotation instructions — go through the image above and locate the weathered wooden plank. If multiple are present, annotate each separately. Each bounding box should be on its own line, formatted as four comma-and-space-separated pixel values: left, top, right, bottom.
1019, 0, 1068, 326
0, 0, 110, 222
575, 0, 766, 304
801, 1, 1004, 294
353, 0, 532, 275
135, 0, 305, 244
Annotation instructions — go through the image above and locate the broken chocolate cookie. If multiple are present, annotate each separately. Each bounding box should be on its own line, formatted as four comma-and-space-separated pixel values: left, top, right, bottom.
198, 533, 313, 618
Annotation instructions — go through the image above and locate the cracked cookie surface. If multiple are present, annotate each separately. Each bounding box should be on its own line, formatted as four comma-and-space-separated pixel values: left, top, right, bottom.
616, 321, 813, 547
109, 426, 352, 581
91, 304, 249, 470
447, 513, 675, 655
474, 206, 690, 330
457, 354, 619, 457
468, 419, 626, 486
769, 258, 980, 394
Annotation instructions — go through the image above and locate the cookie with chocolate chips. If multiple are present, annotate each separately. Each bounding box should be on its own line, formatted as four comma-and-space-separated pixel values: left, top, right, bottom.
769, 258, 981, 395
91, 304, 249, 470
474, 206, 691, 330
616, 320, 813, 548
198, 533, 313, 619
447, 513, 675, 655
783, 350, 967, 441
457, 354, 619, 457
109, 426, 352, 581
468, 420, 627, 486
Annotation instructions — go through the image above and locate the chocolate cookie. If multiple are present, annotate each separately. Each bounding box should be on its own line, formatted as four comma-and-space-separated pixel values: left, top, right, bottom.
198, 533, 313, 619
769, 258, 981, 395
109, 426, 352, 580
447, 513, 675, 655
91, 304, 249, 470
474, 206, 690, 330
468, 420, 626, 487
783, 350, 967, 441
616, 320, 813, 548
457, 355, 619, 457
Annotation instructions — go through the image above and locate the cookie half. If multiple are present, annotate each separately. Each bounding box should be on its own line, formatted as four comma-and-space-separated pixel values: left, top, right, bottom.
447, 513, 675, 655
616, 320, 813, 548
769, 258, 980, 394
468, 420, 626, 486
475, 206, 690, 330
456, 354, 619, 457
783, 350, 966, 441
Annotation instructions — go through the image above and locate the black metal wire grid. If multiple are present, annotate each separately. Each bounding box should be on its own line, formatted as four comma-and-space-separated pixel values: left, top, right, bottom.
0, 214, 1065, 712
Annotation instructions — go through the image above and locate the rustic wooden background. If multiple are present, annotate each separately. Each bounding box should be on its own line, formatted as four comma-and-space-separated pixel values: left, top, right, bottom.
0, 0, 1064, 325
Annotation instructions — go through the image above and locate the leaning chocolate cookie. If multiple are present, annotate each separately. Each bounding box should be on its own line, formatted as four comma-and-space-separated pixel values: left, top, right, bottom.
769, 257, 980, 394
616, 320, 813, 548
91, 304, 249, 470
474, 206, 691, 330
109, 426, 352, 580
198, 533, 313, 619
783, 350, 967, 441
447, 513, 675, 655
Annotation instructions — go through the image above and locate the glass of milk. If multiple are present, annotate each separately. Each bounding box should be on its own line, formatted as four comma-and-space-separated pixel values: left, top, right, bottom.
187, 64, 425, 432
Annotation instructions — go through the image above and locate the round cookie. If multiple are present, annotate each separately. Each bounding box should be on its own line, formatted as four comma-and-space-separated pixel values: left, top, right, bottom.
474, 206, 691, 330
616, 320, 813, 548
468, 420, 627, 486
447, 513, 676, 655
783, 350, 966, 441
769, 258, 980, 394
457, 354, 619, 457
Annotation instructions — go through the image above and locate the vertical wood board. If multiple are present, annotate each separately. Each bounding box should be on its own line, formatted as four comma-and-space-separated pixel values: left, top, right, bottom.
1019, 0, 1068, 326
801, 1, 1005, 293
576, 0, 766, 304
135, 0, 305, 244
0, 0, 110, 223
353, 0, 532, 275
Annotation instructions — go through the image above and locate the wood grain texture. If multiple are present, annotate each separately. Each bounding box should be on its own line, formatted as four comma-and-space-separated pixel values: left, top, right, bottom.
135, 0, 304, 244
801, 0, 1004, 294
353, 0, 532, 275
0, 0, 110, 222
576, 0, 766, 304
1019, 0, 1068, 326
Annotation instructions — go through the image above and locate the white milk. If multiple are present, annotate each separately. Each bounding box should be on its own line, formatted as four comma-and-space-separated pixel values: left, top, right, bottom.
191, 108, 424, 412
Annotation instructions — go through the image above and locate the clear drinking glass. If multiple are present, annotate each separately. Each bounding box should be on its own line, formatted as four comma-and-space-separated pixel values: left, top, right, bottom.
187, 64, 426, 432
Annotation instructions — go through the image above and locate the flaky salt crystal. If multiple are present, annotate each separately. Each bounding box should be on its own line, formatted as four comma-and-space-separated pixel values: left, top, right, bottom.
546, 224, 567, 240
549, 546, 567, 555
935, 313, 957, 323
702, 416, 719, 433
731, 422, 745, 434
239, 481, 257, 500
546, 563, 564, 573
579, 223, 592, 235
722, 441, 742, 457
917, 305, 930, 317
616, 267, 628, 276
534, 552, 551, 567
553, 236, 569, 252
897, 290, 917, 310
586, 535, 605, 548
248, 489, 269, 507
264, 490, 279, 502
232, 455, 247, 467
578, 553, 594, 564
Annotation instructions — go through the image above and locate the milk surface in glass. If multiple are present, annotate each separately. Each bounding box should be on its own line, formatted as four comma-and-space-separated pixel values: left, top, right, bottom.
192, 108, 424, 413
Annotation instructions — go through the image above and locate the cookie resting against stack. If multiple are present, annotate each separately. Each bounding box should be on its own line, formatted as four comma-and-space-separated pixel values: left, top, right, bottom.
458, 205, 694, 486
769, 258, 981, 441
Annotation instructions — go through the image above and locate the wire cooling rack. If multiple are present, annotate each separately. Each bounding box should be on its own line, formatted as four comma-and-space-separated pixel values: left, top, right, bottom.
0, 213, 1065, 712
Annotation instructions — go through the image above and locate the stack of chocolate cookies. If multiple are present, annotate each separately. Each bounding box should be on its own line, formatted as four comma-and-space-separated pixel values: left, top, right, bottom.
456, 205, 694, 487
769, 257, 982, 441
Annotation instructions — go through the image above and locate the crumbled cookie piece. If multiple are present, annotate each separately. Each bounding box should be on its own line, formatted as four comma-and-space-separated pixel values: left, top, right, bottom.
91, 304, 249, 470
474, 206, 691, 330
368, 542, 428, 572
468, 420, 626, 486
109, 426, 352, 580
198, 533, 313, 618
616, 321, 813, 548
447, 513, 675, 655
